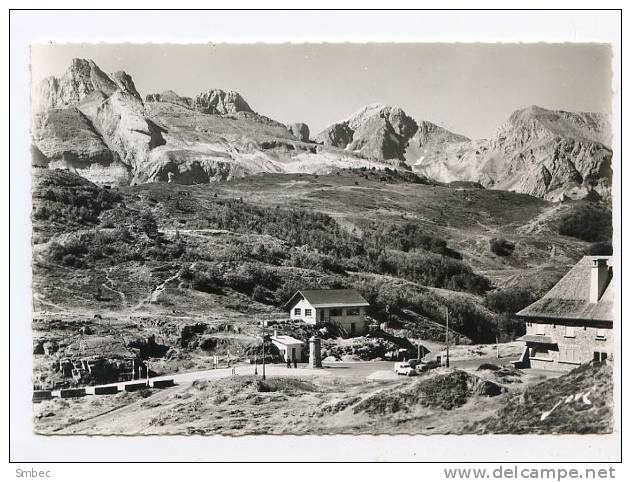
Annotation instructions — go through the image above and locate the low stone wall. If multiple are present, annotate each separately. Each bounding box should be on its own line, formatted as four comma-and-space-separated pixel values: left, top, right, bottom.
85, 385, 119, 395
149, 379, 174, 388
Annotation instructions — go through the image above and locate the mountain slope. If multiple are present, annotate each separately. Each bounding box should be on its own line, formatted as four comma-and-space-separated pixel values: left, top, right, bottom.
413, 106, 612, 201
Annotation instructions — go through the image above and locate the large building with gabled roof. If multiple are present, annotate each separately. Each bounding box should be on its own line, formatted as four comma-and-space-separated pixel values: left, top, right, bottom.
514, 256, 614, 371
284, 289, 370, 336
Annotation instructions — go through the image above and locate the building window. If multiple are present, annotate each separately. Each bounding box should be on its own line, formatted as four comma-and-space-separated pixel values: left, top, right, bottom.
305, 309, 312, 317
564, 326, 575, 338
347, 308, 360, 316
294, 308, 301, 316
594, 351, 608, 363
330, 308, 343, 316
596, 328, 607, 340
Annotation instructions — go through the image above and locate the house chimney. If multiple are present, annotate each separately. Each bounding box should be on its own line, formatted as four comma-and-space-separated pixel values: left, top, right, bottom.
590, 258, 609, 303
273, 329, 278, 338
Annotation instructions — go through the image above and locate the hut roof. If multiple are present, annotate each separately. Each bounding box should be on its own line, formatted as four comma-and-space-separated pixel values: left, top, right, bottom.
271, 334, 304, 346
284, 289, 370, 309
516, 256, 614, 322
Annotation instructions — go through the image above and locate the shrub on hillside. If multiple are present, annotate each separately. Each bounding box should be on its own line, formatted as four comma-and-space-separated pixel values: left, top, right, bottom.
288, 250, 347, 274
364, 221, 461, 259
588, 240, 613, 256
558, 204, 612, 242
489, 238, 515, 256
485, 287, 535, 314
357, 250, 490, 295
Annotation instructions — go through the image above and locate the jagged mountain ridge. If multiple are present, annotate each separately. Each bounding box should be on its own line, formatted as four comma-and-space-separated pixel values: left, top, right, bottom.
31, 58, 612, 200
32, 58, 389, 186
315, 103, 611, 200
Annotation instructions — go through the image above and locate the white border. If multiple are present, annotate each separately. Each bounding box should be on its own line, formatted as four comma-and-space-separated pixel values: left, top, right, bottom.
8, 9, 623, 465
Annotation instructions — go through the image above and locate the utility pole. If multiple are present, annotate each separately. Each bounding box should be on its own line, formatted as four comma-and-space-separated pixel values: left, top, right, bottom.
262, 324, 267, 381
496, 335, 500, 359
445, 306, 450, 368
254, 352, 258, 376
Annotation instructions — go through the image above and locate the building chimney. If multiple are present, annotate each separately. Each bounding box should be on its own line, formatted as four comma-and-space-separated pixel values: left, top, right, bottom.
273, 329, 278, 338
590, 258, 609, 303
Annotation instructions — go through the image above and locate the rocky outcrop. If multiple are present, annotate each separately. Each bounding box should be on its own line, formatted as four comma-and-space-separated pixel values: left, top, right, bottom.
77, 90, 166, 176
193, 89, 254, 115
145, 90, 193, 108
31, 144, 50, 167
109, 70, 142, 101
32, 107, 115, 165
31, 107, 131, 185
315, 104, 418, 163
288, 122, 310, 142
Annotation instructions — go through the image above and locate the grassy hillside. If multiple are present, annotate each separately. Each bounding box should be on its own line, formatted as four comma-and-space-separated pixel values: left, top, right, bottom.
31, 167, 597, 387
467, 362, 613, 434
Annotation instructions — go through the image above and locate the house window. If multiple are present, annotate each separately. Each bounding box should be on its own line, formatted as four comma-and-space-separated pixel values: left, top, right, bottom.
294, 308, 301, 316
305, 309, 312, 317
535, 324, 545, 335
347, 308, 360, 316
596, 328, 607, 340
330, 308, 343, 316
594, 351, 608, 362
564, 326, 575, 338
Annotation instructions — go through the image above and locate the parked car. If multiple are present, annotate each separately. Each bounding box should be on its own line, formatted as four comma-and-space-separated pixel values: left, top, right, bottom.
394, 362, 418, 376
417, 360, 441, 372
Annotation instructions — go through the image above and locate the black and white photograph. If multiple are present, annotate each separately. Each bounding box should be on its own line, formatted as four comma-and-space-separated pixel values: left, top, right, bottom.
8, 7, 623, 469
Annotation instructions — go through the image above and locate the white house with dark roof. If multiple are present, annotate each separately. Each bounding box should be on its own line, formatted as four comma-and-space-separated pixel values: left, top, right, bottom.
514, 256, 614, 371
284, 289, 370, 336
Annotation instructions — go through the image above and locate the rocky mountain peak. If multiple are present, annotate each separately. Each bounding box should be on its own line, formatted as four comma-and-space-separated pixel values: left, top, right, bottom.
315, 103, 418, 163
33, 58, 142, 112
192, 89, 254, 115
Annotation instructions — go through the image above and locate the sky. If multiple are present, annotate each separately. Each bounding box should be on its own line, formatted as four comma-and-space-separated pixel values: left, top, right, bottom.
30, 43, 613, 139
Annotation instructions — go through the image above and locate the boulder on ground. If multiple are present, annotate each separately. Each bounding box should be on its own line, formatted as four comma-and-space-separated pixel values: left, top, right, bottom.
476, 379, 503, 397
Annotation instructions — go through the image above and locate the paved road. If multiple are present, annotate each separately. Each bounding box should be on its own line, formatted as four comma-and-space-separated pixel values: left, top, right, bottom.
80, 356, 560, 394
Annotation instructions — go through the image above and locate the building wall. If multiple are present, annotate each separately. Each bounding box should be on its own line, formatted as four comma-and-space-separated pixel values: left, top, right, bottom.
272, 341, 303, 362
525, 319, 613, 371
289, 298, 317, 325
317, 307, 367, 335
288, 299, 367, 335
